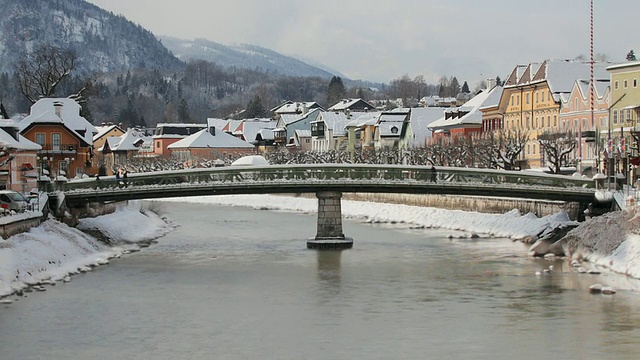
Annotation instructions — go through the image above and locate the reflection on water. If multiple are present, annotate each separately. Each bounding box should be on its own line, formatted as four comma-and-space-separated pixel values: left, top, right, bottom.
2, 201, 640, 360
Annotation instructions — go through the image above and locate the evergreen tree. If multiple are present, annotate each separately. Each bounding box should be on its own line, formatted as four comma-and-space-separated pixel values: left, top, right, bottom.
461, 81, 470, 93
327, 76, 346, 107
450, 77, 461, 96
178, 98, 191, 122
627, 49, 637, 61
244, 95, 267, 118
496, 75, 503, 86
0, 102, 8, 119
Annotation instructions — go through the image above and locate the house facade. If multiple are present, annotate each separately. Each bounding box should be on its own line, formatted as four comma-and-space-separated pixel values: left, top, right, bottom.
152, 123, 207, 157
558, 79, 610, 172
19, 98, 97, 178
498, 60, 609, 168
167, 128, 255, 164
0, 119, 41, 193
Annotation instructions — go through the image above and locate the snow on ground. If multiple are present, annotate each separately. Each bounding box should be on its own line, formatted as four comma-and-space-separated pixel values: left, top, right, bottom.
0, 201, 173, 298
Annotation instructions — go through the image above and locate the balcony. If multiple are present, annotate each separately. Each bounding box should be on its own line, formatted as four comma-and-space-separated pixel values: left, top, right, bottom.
38, 143, 79, 154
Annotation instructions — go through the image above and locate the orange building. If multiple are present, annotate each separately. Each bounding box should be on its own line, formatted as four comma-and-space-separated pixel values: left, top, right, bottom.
19, 98, 97, 178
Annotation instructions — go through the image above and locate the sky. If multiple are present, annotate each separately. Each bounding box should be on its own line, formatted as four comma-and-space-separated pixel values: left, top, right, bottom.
84, 0, 640, 86
2, 195, 640, 299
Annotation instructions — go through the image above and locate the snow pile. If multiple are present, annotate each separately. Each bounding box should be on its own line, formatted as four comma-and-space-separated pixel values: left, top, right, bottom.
0, 201, 172, 298
562, 208, 640, 278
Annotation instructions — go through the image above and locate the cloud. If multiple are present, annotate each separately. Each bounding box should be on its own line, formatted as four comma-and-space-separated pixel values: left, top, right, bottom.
87, 0, 640, 85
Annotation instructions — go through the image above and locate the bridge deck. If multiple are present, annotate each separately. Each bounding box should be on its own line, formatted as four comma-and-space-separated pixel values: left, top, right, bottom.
58, 164, 597, 206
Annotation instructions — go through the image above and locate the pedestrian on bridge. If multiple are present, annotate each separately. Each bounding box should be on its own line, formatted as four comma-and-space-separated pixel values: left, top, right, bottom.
430, 165, 437, 182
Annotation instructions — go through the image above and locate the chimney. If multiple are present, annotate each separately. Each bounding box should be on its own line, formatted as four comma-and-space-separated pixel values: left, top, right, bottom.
209, 126, 216, 136
486, 78, 497, 90
53, 101, 63, 118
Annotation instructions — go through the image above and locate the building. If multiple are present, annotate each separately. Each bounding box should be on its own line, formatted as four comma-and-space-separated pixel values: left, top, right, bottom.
152, 123, 207, 157
558, 79, 610, 173
0, 119, 41, 193
328, 98, 375, 113
167, 128, 255, 164
19, 98, 97, 178
428, 86, 503, 139
498, 60, 609, 168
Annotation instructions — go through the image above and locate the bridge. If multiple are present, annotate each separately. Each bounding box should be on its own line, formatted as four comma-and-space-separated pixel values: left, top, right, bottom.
52, 164, 600, 249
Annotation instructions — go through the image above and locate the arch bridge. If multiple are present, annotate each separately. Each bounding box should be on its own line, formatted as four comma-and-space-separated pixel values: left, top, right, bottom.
54, 164, 599, 249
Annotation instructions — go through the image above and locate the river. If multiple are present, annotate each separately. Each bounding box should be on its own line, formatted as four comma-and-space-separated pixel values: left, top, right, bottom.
1, 200, 640, 359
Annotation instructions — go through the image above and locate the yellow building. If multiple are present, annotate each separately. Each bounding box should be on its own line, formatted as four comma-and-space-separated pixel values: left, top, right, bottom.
498, 60, 609, 169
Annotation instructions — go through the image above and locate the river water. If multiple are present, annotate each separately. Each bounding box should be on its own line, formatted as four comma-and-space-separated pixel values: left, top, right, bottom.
2, 201, 640, 359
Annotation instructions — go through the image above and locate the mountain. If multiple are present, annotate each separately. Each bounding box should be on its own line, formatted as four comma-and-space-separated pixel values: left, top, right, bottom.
158, 36, 341, 79
0, 0, 183, 75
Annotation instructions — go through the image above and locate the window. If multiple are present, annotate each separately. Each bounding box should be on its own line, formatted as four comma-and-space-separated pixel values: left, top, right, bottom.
621, 109, 626, 123
156, 141, 160, 149
35, 133, 45, 146
634, 79, 638, 88
536, 92, 539, 103
624, 80, 628, 89
614, 109, 619, 124
52, 133, 61, 151
615, 80, 619, 90
526, 93, 530, 104
628, 109, 633, 123
547, 115, 551, 127
548, 92, 551, 101
390, 126, 399, 134
554, 115, 557, 127
510, 95, 514, 106
517, 95, 520, 105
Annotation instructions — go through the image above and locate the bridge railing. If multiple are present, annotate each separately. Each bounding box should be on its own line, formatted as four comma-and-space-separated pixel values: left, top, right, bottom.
60, 164, 595, 193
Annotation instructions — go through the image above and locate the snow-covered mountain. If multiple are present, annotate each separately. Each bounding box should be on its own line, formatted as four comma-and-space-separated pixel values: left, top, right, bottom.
158, 36, 340, 79
0, 0, 183, 75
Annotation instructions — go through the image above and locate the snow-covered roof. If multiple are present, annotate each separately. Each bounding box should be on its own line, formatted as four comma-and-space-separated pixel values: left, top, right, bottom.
409, 107, 446, 145
428, 86, 503, 130
294, 129, 311, 137
316, 111, 352, 135
375, 111, 410, 137
19, 98, 97, 145
93, 124, 123, 141
272, 101, 321, 114
238, 119, 277, 143
108, 129, 147, 152
168, 129, 255, 149
0, 127, 41, 151
327, 98, 374, 111
505, 60, 610, 95
207, 118, 229, 132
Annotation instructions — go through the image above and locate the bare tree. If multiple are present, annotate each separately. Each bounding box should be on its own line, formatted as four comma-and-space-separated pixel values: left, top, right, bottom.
15, 44, 77, 104
495, 129, 529, 170
538, 131, 577, 174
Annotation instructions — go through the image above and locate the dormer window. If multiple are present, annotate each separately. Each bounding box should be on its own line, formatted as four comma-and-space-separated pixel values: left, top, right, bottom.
391, 126, 399, 134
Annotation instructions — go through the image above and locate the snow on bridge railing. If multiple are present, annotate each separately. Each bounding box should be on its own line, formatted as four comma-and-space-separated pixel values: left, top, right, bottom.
60, 164, 595, 192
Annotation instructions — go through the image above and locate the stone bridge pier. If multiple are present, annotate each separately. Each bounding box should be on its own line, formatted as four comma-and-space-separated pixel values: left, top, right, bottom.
307, 191, 353, 250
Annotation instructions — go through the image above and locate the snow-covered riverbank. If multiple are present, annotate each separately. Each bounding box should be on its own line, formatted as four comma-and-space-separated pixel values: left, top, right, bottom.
2, 194, 640, 299
0, 201, 174, 298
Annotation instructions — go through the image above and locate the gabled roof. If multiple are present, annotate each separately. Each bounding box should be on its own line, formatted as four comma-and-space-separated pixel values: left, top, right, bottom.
19, 98, 97, 145
168, 129, 255, 149
108, 129, 147, 152
0, 119, 41, 151
328, 98, 375, 111
314, 111, 352, 135
504, 60, 610, 95
272, 101, 322, 114
428, 86, 503, 130
376, 111, 410, 137
239, 119, 277, 143
409, 107, 446, 145
93, 124, 124, 142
